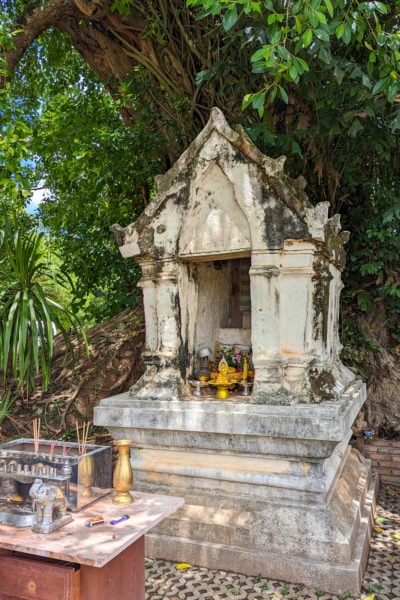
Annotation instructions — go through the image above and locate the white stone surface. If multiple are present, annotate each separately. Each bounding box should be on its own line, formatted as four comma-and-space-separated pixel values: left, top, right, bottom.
108, 107, 353, 405
96, 108, 375, 593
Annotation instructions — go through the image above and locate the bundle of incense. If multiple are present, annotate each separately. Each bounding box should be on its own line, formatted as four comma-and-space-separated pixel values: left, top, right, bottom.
76, 421, 90, 455
32, 418, 40, 453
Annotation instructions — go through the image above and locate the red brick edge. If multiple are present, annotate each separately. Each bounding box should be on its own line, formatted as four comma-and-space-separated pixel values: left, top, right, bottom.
353, 438, 400, 486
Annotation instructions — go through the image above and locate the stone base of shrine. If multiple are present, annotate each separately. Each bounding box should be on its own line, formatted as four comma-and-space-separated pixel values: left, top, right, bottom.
144, 457, 377, 594
94, 379, 377, 594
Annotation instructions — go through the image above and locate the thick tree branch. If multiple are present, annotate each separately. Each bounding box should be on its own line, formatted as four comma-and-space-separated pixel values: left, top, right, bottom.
0, 0, 242, 162
2, 0, 81, 84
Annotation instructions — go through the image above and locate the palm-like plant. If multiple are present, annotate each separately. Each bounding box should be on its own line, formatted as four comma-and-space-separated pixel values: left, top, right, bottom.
0, 228, 84, 396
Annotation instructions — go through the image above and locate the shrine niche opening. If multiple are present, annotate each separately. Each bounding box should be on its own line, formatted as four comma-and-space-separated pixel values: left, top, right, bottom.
189, 256, 251, 355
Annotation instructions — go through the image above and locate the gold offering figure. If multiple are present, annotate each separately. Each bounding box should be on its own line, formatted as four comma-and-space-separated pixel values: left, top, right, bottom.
214, 358, 231, 399
243, 356, 248, 382
209, 350, 252, 398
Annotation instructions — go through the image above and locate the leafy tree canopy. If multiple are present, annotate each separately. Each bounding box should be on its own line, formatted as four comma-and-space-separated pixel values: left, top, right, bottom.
1, 17, 165, 322
0, 0, 399, 336
0, 0, 400, 430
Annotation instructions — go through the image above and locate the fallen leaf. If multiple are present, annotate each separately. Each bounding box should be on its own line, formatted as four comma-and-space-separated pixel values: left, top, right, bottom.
391, 533, 400, 539
388, 556, 396, 564
363, 594, 375, 600
373, 527, 383, 533
375, 516, 386, 522
176, 563, 191, 570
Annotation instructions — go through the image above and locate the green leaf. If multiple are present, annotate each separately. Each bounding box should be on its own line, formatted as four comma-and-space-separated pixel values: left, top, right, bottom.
252, 90, 266, 109
294, 16, 303, 34
278, 85, 289, 104
292, 0, 304, 14
315, 28, 330, 41
242, 94, 253, 110
251, 47, 270, 62
277, 45, 291, 61
315, 10, 327, 24
372, 78, 386, 95
222, 5, 238, 31
318, 45, 331, 63
335, 23, 345, 39
373, 2, 388, 14
289, 65, 299, 82
348, 118, 364, 137
295, 57, 309, 72
343, 24, 352, 44
251, 2, 262, 14
333, 65, 345, 83
303, 29, 313, 47
324, 0, 334, 17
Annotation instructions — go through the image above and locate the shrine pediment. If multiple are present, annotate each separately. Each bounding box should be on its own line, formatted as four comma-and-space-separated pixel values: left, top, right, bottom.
112, 107, 314, 261
179, 162, 251, 259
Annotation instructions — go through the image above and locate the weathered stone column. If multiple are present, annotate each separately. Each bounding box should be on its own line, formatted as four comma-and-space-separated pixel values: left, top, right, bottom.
130, 259, 184, 401
136, 259, 158, 356
249, 254, 286, 404
155, 260, 180, 360
280, 242, 315, 401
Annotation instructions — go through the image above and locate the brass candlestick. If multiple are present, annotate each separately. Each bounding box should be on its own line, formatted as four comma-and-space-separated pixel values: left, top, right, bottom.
112, 439, 134, 505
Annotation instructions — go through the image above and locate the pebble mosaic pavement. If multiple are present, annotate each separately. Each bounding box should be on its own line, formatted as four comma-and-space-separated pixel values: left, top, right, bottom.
145, 484, 400, 600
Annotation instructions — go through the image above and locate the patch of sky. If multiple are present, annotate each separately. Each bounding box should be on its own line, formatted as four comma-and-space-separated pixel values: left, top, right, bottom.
28, 182, 49, 215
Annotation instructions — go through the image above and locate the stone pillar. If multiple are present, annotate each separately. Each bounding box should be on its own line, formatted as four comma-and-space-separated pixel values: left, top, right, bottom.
280, 242, 315, 401
328, 267, 344, 358
249, 254, 285, 403
155, 260, 180, 361
137, 259, 158, 357
129, 259, 184, 401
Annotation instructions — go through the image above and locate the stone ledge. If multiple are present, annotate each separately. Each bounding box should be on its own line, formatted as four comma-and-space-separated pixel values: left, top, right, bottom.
95, 379, 366, 442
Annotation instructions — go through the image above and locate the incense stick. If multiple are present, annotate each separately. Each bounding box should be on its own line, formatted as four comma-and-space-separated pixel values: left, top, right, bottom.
76, 421, 81, 455
82, 421, 89, 455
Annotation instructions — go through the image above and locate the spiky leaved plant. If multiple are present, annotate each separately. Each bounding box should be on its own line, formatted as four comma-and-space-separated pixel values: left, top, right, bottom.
0, 228, 85, 397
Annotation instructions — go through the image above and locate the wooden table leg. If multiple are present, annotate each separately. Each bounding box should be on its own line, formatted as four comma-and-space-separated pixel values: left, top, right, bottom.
79, 536, 145, 600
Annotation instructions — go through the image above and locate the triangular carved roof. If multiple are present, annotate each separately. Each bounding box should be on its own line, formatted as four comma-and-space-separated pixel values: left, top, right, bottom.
111, 108, 321, 260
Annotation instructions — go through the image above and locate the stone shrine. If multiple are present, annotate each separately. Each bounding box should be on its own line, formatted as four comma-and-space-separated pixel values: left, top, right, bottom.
94, 108, 377, 593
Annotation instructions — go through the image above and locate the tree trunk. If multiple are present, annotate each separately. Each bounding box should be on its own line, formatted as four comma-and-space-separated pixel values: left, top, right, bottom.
352, 303, 400, 436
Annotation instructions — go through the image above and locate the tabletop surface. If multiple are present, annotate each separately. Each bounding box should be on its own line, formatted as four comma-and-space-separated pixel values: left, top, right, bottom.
0, 492, 184, 568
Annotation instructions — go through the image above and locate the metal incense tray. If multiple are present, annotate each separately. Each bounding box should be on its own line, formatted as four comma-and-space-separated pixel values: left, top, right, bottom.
0, 438, 112, 512
0, 503, 37, 527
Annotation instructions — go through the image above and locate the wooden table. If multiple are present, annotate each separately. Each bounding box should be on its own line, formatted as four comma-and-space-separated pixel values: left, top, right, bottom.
0, 492, 184, 600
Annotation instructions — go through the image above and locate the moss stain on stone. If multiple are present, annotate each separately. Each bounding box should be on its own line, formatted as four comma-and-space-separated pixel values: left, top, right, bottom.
309, 366, 336, 402
312, 256, 333, 349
